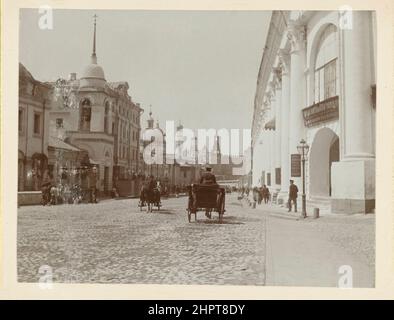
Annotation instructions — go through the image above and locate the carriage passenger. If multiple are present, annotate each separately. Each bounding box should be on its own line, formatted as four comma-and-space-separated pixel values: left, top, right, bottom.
199, 166, 217, 185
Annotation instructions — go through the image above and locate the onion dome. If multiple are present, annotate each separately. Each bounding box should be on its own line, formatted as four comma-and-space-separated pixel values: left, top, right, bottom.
80, 15, 106, 89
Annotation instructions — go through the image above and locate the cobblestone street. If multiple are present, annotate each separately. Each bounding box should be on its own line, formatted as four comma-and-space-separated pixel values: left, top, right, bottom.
18, 194, 267, 285
17, 194, 375, 287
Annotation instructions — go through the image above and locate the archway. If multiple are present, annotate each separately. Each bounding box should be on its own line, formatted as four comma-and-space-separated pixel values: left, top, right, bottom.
309, 128, 339, 198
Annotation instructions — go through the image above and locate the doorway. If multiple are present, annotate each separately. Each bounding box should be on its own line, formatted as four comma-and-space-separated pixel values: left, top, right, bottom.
309, 128, 340, 198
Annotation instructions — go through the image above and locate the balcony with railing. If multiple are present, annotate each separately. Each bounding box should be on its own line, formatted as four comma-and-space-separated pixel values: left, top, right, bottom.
302, 95, 339, 128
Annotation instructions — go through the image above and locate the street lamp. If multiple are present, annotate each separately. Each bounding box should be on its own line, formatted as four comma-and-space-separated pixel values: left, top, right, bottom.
297, 139, 310, 218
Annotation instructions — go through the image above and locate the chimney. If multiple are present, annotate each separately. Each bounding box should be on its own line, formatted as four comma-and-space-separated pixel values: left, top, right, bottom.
68, 73, 77, 81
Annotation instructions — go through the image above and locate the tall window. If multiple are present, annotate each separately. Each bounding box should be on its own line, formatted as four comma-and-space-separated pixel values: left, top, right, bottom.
314, 24, 338, 103
33, 113, 41, 135
104, 102, 110, 133
56, 118, 64, 129
80, 98, 91, 131
19, 108, 23, 132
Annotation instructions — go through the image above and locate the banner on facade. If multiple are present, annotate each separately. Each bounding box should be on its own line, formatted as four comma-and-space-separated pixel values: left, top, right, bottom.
275, 167, 281, 185
291, 154, 301, 177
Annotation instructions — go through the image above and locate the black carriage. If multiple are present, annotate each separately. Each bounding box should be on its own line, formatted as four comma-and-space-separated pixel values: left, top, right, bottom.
186, 184, 225, 222
138, 187, 161, 212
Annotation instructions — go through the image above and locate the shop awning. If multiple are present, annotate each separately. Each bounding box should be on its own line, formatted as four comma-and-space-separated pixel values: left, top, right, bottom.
49, 136, 81, 152
89, 159, 100, 165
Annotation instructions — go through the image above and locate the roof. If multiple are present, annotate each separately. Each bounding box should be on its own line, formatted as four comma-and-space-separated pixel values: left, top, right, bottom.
89, 159, 100, 165
48, 136, 82, 152
107, 81, 129, 90
81, 63, 105, 80
19, 63, 35, 82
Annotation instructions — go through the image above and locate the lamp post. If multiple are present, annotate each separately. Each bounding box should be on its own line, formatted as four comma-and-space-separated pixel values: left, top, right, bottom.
297, 139, 310, 218
150, 149, 155, 177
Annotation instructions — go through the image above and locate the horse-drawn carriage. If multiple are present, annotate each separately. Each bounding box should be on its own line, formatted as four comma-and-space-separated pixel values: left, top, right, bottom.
139, 185, 161, 212
186, 184, 225, 222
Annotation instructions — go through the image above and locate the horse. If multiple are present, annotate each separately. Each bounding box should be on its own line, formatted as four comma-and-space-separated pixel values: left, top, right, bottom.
139, 184, 161, 212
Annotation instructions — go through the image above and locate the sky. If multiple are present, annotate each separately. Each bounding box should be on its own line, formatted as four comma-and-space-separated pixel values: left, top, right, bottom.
19, 9, 271, 131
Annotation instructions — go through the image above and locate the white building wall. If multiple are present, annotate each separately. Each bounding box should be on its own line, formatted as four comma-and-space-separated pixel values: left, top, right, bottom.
251, 10, 376, 213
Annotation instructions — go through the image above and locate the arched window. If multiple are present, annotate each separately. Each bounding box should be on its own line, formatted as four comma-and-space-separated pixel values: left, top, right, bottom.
314, 24, 338, 103
104, 101, 110, 133
80, 98, 91, 131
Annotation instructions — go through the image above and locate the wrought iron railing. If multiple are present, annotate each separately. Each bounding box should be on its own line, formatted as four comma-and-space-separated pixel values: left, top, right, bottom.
302, 95, 339, 128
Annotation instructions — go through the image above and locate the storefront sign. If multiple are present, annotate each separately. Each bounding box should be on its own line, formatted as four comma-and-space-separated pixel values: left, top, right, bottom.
302, 95, 339, 127
275, 167, 281, 185
291, 154, 301, 177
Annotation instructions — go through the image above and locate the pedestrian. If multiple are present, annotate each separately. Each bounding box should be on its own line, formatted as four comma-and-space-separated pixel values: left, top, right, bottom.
175, 185, 180, 198
41, 178, 52, 205
252, 186, 257, 201
89, 166, 98, 203
288, 179, 298, 212
258, 186, 263, 205
262, 185, 268, 204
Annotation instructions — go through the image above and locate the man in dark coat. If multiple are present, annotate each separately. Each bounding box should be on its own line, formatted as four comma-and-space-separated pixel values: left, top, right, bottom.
89, 166, 98, 203
197, 167, 218, 217
146, 175, 156, 190
199, 166, 217, 185
288, 180, 298, 212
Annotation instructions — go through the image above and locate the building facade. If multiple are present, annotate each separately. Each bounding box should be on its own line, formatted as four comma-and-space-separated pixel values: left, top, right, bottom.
251, 11, 376, 213
140, 113, 198, 191
19, 18, 143, 196
48, 18, 142, 194
18, 63, 52, 191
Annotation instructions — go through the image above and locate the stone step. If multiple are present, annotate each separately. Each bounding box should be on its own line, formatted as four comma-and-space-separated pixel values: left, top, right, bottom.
306, 197, 332, 215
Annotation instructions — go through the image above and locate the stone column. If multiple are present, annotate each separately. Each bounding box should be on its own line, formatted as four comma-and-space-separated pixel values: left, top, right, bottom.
342, 12, 374, 159
252, 129, 263, 187
269, 129, 275, 194
260, 96, 270, 188
273, 68, 282, 193
278, 49, 291, 201
331, 11, 375, 213
267, 89, 276, 192
288, 22, 307, 206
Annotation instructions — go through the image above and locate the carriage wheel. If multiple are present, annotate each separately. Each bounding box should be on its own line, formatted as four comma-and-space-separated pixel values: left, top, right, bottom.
219, 196, 225, 223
